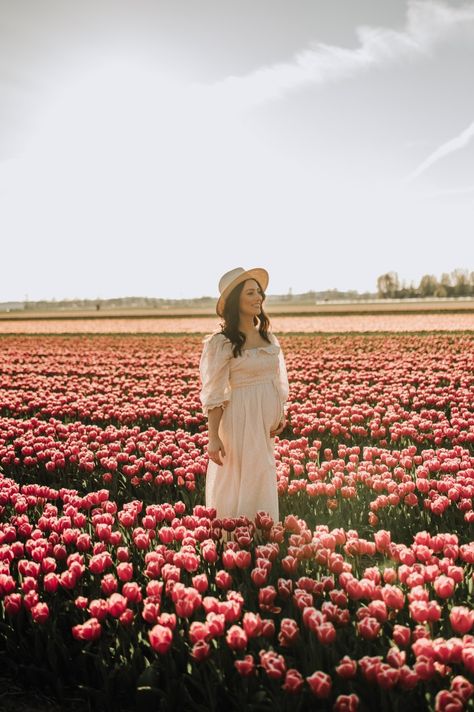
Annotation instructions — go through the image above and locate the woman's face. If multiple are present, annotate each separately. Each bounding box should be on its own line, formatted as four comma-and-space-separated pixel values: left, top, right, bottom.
239, 279, 264, 317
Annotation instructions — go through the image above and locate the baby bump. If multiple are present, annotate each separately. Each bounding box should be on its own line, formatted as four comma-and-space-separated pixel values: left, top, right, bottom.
223, 381, 282, 437
262, 382, 282, 432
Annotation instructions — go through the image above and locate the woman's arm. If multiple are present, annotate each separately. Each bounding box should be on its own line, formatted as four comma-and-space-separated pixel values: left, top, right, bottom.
207, 405, 227, 465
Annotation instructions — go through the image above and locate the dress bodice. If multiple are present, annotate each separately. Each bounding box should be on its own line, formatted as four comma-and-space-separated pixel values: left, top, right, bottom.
228, 343, 281, 390
199, 329, 289, 417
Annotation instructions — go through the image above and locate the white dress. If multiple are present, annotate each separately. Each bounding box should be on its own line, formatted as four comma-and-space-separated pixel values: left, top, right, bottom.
199, 330, 289, 524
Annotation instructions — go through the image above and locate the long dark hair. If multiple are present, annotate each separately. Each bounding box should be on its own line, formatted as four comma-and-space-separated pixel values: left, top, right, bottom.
218, 279, 271, 358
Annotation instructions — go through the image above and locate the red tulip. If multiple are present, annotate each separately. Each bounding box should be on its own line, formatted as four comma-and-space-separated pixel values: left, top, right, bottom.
333, 693, 359, 711
30, 602, 49, 624
450, 606, 473, 634
122, 582, 142, 603
242, 612, 262, 638
72, 617, 102, 641
392, 624, 411, 648
261, 618, 276, 639
281, 555, 298, 575
386, 646, 406, 668
149, 624, 173, 654
226, 624, 248, 651
282, 668, 304, 693
156, 612, 176, 630
367, 600, 388, 623
357, 617, 381, 640
3, 593, 22, 616
189, 621, 210, 644
375, 663, 399, 689
278, 618, 300, 647
142, 600, 160, 624
382, 585, 405, 610
335, 656, 357, 679
234, 550, 252, 569
107, 592, 128, 617
43, 572, 59, 594
426, 600, 442, 622
434, 690, 464, 712
433, 575, 455, 599
119, 609, 134, 626
259, 650, 287, 679
215, 570, 233, 590
414, 655, 436, 681
462, 644, 474, 674
306, 670, 332, 698
374, 530, 391, 552
191, 639, 211, 662
251, 567, 269, 587
451, 675, 474, 703
316, 622, 336, 645
398, 665, 419, 690
116, 562, 133, 582
88, 599, 108, 621
234, 654, 255, 676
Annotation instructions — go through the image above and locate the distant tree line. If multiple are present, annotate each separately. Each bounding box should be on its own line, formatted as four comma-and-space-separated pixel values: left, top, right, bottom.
377, 269, 474, 299
3, 269, 473, 313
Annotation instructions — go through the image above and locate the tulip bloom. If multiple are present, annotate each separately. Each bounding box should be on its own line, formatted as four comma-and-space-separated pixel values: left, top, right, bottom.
316, 621, 336, 645
382, 585, 405, 610
335, 656, 357, 679
450, 606, 474, 635
234, 654, 255, 676
434, 690, 464, 712
259, 650, 287, 679
30, 602, 49, 624
242, 612, 262, 638
191, 640, 211, 662
433, 575, 455, 599
278, 618, 300, 647
148, 624, 173, 654
393, 624, 411, 648
72, 617, 102, 641
226, 625, 248, 651
306, 670, 332, 698
282, 668, 304, 694
451, 675, 474, 703
357, 617, 381, 641
333, 693, 359, 711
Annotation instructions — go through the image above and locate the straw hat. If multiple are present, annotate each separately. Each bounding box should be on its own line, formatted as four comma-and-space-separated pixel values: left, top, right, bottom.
216, 267, 269, 317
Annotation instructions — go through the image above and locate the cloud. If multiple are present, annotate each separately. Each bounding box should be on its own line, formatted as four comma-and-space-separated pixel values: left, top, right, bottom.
193, 1, 474, 111
405, 119, 474, 181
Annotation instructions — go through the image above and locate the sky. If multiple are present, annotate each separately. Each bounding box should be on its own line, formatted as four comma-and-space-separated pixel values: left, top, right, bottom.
0, 0, 473, 301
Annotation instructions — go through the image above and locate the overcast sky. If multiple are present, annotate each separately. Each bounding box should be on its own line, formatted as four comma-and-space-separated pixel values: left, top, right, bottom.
1, 0, 473, 301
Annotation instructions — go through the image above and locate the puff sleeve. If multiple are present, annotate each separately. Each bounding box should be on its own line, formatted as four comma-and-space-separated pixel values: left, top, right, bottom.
271, 333, 289, 407
199, 333, 232, 417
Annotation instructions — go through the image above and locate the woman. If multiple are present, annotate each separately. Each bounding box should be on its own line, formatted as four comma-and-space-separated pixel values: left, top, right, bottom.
199, 266, 289, 525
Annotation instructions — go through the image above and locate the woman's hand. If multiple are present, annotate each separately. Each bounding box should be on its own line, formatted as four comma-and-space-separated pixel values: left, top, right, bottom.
270, 415, 287, 439
208, 436, 226, 466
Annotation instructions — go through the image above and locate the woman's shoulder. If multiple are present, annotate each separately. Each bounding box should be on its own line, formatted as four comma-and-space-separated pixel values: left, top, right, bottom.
202, 330, 232, 349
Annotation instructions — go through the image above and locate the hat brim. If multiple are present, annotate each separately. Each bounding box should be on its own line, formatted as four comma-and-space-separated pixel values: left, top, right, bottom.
216, 267, 269, 317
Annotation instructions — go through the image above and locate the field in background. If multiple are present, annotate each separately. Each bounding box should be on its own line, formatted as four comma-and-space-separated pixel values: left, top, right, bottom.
0, 312, 473, 333
1, 298, 474, 322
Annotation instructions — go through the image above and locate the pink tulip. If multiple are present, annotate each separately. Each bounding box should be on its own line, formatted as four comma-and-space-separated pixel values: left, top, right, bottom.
148, 623, 173, 654
450, 606, 474, 634
306, 670, 332, 698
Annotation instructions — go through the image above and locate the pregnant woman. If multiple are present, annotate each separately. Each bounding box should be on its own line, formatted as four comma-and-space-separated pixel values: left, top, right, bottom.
199, 266, 289, 526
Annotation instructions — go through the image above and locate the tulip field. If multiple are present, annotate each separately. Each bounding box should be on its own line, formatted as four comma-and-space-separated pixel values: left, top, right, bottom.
0, 332, 473, 711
